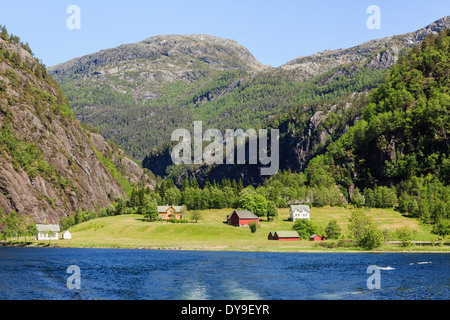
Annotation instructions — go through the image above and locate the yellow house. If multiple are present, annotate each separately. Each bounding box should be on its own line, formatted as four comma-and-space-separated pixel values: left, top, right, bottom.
157, 205, 185, 220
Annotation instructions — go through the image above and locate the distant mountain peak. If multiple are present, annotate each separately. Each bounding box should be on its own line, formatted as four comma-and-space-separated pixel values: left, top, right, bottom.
48, 33, 268, 83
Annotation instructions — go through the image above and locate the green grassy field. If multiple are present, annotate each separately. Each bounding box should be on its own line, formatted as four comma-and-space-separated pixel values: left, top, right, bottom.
40, 206, 449, 252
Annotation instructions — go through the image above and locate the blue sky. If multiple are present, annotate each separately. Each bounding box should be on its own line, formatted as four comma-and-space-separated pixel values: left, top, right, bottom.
0, 0, 449, 67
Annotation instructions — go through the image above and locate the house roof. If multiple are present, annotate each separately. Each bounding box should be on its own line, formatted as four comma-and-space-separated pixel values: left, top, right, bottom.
157, 206, 184, 213
233, 210, 259, 219
309, 234, 320, 239
62, 230, 71, 234
275, 231, 300, 238
36, 224, 60, 232
290, 205, 310, 212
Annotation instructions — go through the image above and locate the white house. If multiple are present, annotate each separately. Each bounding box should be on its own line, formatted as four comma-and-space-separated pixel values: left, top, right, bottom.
62, 230, 72, 240
36, 224, 60, 240
290, 205, 310, 221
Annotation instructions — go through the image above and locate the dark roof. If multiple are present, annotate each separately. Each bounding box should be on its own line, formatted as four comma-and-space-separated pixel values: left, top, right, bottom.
233, 210, 259, 219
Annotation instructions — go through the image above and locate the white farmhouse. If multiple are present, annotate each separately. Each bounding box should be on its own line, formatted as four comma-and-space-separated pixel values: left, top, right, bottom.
290, 205, 310, 221
36, 224, 60, 240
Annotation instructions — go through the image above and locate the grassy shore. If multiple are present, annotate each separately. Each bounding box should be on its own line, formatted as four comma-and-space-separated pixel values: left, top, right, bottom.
21, 207, 449, 252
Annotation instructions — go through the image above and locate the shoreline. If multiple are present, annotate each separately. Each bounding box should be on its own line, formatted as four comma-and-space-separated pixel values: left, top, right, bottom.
2, 241, 449, 254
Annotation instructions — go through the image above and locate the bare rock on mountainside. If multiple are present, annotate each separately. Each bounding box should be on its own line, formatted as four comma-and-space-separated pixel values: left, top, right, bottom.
281, 16, 450, 80
49, 34, 269, 97
0, 35, 155, 224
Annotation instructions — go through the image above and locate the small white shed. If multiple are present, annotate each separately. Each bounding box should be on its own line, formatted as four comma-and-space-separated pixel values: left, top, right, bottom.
36, 224, 60, 240
290, 205, 310, 221
62, 230, 72, 240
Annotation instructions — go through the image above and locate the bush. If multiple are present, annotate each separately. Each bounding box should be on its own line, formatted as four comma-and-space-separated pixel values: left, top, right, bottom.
358, 226, 384, 250
0, 79, 6, 92
167, 218, 189, 224
248, 221, 258, 233
395, 226, 418, 247
316, 240, 357, 249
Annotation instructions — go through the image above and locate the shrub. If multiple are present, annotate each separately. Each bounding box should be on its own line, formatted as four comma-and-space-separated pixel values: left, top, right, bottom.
395, 226, 417, 247
167, 218, 189, 224
248, 221, 258, 233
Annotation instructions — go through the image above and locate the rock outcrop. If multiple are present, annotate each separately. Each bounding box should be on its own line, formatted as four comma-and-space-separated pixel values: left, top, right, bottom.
281, 16, 450, 80
0, 34, 154, 223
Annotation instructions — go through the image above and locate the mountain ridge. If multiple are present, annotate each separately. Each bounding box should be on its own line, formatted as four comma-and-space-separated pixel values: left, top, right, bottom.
281, 16, 450, 79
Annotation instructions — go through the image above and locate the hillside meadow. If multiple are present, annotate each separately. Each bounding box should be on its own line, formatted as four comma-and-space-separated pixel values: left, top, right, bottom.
34, 207, 448, 252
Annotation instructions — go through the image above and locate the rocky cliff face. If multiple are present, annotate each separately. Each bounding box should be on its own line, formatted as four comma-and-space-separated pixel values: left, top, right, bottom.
0, 34, 154, 224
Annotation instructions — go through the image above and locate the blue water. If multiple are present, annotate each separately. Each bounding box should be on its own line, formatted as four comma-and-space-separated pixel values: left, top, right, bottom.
0, 247, 448, 300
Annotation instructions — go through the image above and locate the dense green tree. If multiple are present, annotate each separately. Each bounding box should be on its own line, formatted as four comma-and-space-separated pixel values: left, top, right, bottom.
190, 210, 202, 223
292, 219, 319, 240
325, 220, 342, 239
164, 187, 182, 205
266, 201, 278, 221
348, 209, 383, 249
350, 188, 365, 208
142, 198, 159, 222
432, 219, 450, 237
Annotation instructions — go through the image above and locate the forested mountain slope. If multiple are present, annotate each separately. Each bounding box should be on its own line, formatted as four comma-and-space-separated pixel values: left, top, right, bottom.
142, 17, 450, 185
277, 29, 450, 226
316, 30, 449, 191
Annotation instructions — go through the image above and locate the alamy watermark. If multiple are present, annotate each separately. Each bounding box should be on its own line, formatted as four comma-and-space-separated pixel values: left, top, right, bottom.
171, 121, 279, 176
366, 5, 381, 30
366, 265, 381, 289
66, 5, 81, 30
66, 265, 81, 289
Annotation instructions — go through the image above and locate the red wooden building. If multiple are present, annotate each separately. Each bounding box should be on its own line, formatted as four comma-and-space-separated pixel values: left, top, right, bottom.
227, 210, 259, 227
309, 234, 326, 241
268, 231, 300, 241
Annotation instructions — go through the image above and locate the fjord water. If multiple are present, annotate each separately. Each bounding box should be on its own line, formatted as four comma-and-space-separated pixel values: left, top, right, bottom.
0, 247, 448, 300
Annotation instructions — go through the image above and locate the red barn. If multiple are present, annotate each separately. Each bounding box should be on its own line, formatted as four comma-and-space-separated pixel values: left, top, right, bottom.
228, 210, 259, 227
309, 234, 322, 241
268, 231, 300, 241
